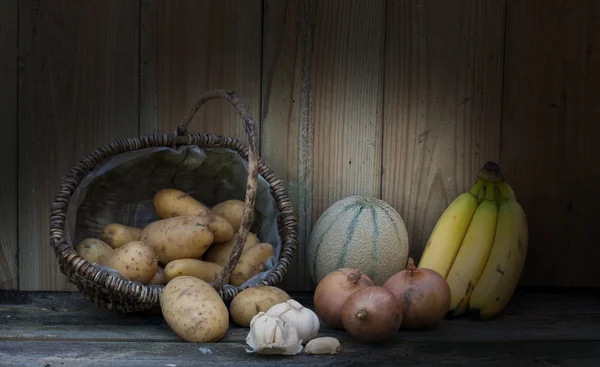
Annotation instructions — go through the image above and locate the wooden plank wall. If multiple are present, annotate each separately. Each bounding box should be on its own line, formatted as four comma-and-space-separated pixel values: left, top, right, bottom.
501, 0, 600, 287
381, 0, 505, 264
0, 0, 18, 290
1, 0, 598, 291
18, 0, 140, 291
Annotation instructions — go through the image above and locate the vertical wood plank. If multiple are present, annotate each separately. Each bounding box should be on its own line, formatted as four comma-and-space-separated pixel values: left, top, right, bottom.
261, 0, 315, 290
0, 0, 18, 290
501, 0, 600, 287
381, 0, 506, 261
140, 0, 159, 134
145, 0, 262, 139
262, 0, 387, 290
18, 0, 140, 291
310, 0, 386, 224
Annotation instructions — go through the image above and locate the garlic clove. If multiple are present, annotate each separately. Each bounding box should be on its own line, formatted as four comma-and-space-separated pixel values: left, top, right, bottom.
304, 337, 341, 355
266, 299, 321, 344
245, 312, 303, 355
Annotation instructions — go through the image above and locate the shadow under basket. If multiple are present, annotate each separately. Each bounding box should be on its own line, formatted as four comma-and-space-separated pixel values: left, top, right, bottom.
49, 90, 298, 313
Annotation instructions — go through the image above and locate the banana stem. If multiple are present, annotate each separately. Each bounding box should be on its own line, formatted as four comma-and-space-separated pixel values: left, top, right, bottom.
477, 161, 505, 183
484, 181, 496, 201
469, 179, 485, 196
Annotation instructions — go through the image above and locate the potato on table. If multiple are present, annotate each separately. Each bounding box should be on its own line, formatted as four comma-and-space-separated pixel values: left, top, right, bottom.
229, 286, 290, 327
203, 231, 260, 267
75, 238, 113, 264
140, 215, 214, 263
98, 240, 158, 284
164, 258, 224, 283
161, 276, 229, 343
152, 189, 234, 243
99, 223, 143, 249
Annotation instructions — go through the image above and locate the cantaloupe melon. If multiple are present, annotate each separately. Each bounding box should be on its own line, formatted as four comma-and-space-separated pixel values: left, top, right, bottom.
307, 196, 410, 286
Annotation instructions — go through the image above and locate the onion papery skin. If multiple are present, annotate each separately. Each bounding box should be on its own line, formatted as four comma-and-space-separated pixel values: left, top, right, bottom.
313, 268, 374, 329
340, 286, 402, 343
383, 258, 451, 329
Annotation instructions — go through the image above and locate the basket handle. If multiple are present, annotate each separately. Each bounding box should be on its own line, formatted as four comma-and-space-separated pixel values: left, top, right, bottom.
176, 89, 259, 293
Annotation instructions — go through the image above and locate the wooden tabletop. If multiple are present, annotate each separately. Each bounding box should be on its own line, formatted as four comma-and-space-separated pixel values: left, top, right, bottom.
1, 289, 600, 366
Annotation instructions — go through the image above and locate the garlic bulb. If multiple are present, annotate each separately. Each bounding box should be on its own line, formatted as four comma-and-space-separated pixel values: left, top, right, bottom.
245, 312, 303, 355
266, 299, 320, 344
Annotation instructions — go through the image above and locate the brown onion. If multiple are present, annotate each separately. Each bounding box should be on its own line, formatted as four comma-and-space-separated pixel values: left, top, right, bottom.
313, 268, 374, 329
383, 257, 451, 329
341, 286, 402, 343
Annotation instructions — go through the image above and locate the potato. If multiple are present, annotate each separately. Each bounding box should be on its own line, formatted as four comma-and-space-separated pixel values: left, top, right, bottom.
140, 216, 214, 263
164, 259, 224, 283
152, 189, 234, 243
149, 266, 167, 285
203, 214, 235, 244
99, 223, 143, 249
229, 286, 290, 327
229, 243, 274, 287
203, 232, 261, 267
99, 240, 158, 284
211, 199, 244, 232
75, 238, 113, 264
161, 276, 229, 342
153, 188, 211, 218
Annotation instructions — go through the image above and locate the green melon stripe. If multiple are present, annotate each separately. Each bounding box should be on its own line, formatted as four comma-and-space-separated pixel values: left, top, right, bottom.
378, 204, 405, 256
337, 204, 365, 269
369, 205, 380, 281
310, 201, 364, 277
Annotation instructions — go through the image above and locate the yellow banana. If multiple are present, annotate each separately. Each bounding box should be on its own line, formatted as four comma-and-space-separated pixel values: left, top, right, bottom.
418, 179, 485, 278
445, 181, 498, 318
469, 182, 528, 320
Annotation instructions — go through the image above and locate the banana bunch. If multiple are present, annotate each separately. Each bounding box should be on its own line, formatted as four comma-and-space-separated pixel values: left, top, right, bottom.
417, 161, 528, 320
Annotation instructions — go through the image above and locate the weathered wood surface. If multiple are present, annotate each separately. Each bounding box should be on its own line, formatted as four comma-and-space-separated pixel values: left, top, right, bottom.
5, 0, 600, 292
307, 0, 386, 223
261, 0, 314, 290
500, 0, 600, 287
3, 340, 600, 367
2, 290, 600, 342
261, 0, 388, 290
143, 0, 262, 139
1, 290, 600, 366
139, 0, 159, 134
381, 0, 505, 261
0, 0, 18, 290
18, 0, 141, 291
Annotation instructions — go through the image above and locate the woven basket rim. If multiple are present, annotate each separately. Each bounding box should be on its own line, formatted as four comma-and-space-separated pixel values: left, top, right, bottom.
50, 129, 298, 312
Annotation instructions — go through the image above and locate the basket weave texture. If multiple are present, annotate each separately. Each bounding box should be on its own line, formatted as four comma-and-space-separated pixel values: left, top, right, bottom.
49, 90, 298, 312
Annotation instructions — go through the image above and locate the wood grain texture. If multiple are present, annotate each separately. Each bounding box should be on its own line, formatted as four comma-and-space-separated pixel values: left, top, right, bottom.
381, 0, 505, 261
18, 0, 140, 291
9, 0, 600, 292
3, 290, 600, 344
262, 0, 387, 289
140, 0, 159, 134
5, 341, 600, 367
261, 0, 315, 290
149, 0, 262, 139
0, 0, 18, 290
501, 0, 600, 287
310, 0, 386, 230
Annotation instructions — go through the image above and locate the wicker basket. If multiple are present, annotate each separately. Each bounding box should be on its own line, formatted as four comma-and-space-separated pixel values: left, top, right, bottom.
49, 89, 298, 313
